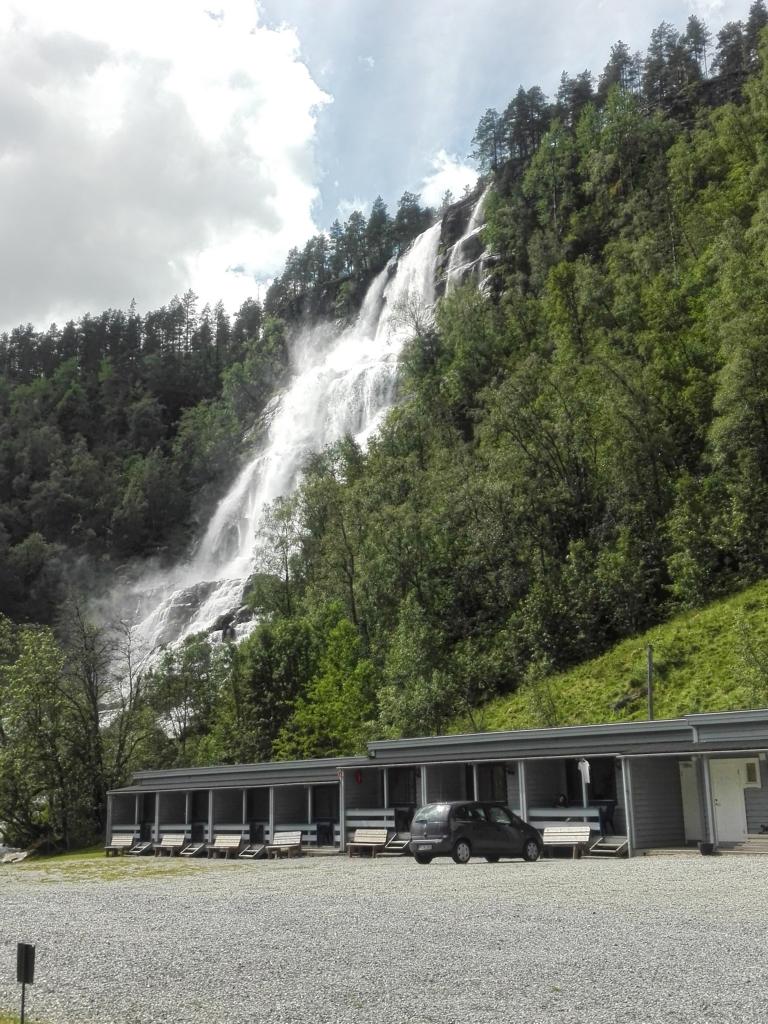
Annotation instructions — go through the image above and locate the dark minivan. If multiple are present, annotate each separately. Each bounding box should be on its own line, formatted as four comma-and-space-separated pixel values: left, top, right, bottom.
409, 801, 542, 864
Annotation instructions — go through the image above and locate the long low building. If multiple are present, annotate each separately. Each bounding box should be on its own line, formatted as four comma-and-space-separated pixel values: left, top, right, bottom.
106, 708, 768, 855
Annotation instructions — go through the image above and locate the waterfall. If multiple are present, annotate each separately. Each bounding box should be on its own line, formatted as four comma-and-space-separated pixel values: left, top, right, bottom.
121, 220, 443, 657
444, 186, 490, 292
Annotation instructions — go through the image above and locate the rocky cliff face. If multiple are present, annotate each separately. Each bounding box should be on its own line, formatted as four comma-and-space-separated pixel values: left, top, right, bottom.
435, 185, 494, 298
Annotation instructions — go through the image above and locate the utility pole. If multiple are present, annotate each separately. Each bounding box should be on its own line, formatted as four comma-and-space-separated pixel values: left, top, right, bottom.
647, 644, 654, 721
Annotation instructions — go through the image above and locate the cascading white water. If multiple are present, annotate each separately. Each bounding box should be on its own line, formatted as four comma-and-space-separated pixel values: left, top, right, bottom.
444, 186, 490, 292
123, 220, 443, 656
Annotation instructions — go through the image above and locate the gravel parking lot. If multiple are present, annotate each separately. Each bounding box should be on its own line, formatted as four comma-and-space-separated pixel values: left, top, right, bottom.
0, 853, 766, 1024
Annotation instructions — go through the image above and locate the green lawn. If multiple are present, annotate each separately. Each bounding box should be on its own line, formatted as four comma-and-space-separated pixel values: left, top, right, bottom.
38, 844, 103, 862
6, 846, 199, 884
463, 579, 768, 732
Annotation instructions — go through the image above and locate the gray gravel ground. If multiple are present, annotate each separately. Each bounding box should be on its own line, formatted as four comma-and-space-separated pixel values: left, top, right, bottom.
0, 853, 766, 1024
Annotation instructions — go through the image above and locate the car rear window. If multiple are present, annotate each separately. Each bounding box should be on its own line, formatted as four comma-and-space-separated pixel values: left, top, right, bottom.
413, 804, 450, 823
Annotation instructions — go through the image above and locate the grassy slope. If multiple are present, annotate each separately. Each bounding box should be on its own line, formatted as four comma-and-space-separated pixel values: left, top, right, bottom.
467, 579, 768, 733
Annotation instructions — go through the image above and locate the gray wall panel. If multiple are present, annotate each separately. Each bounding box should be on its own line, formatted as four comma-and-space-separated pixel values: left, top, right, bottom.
246, 788, 270, 821
213, 789, 242, 825
525, 760, 566, 808
745, 758, 768, 833
631, 758, 685, 848
426, 763, 467, 801
506, 766, 521, 810
275, 785, 307, 824
111, 794, 135, 826
158, 790, 185, 825
345, 768, 382, 809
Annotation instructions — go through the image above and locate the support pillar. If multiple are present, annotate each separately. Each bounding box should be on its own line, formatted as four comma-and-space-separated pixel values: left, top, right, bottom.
420, 764, 428, 806
268, 787, 275, 845
154, 793, 160, 843
472, 763, 479, 801
518, 761, 528, 822
207, 790, 214, 843
382, 767, 389, 810
620, 758, 635, 858
702, 756, 717, 848
105, 794, 113, 840
339, 772, 346, 853
307, 785, 313, 827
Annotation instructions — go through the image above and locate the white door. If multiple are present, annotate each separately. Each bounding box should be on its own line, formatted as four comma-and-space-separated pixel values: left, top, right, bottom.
709, 759, 748, 843
679, 761, 704, 842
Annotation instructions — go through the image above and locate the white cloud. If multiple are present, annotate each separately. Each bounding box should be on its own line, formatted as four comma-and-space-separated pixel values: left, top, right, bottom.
419, 149, 477, 208
689, 0, 748, 25
336, 196, 370, 221
0, 0, 330, 329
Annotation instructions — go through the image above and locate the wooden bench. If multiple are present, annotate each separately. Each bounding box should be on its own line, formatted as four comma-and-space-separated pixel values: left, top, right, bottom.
347, 828, 389, 858
153, 833, 188, 856
265, 831, 302, 858
104, 834, 138, 856
542, 825, 592, 859
207, 834, 242, 859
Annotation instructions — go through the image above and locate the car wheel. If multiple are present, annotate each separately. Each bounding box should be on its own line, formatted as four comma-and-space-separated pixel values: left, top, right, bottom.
452, 839, 472, 864
414, 853, 433, 865
522, 838, 541, 862
485, 855, 500, 863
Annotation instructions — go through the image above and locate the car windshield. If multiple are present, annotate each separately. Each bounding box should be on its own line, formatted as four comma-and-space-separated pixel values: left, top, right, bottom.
413, 804, 450, 823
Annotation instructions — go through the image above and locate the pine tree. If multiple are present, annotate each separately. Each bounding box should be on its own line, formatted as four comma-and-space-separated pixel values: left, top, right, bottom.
598, 41, 642, 99
683, 15, 712, 76
365, 196, 393, 269
713, 21, 747, 80
746, 0, 768, 68
470, 108, 504, 172
556, 71, 594, 127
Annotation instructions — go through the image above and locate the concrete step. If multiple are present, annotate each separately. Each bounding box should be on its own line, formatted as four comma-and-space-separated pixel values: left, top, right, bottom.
721, 835, 768, 854
638, 847, 700, 857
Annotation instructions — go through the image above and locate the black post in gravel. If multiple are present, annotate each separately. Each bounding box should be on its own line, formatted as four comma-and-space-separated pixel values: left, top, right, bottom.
16, 942, 35, 1024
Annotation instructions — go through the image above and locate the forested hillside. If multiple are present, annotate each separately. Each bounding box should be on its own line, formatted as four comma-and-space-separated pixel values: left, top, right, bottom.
3, 5, 768, 849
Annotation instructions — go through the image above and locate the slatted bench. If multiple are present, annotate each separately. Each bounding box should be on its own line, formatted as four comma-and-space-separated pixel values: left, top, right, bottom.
207, 834, 242, 859
153, 833, 188, 857
266, 831, 302, 858
347, 828, 389, 858
104, 834, 138, 856
542, 825, 592, 859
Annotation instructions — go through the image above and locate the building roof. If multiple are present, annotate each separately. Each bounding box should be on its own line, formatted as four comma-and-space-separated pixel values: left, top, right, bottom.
109, 707, 768, 794
109, 755, 370, 794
